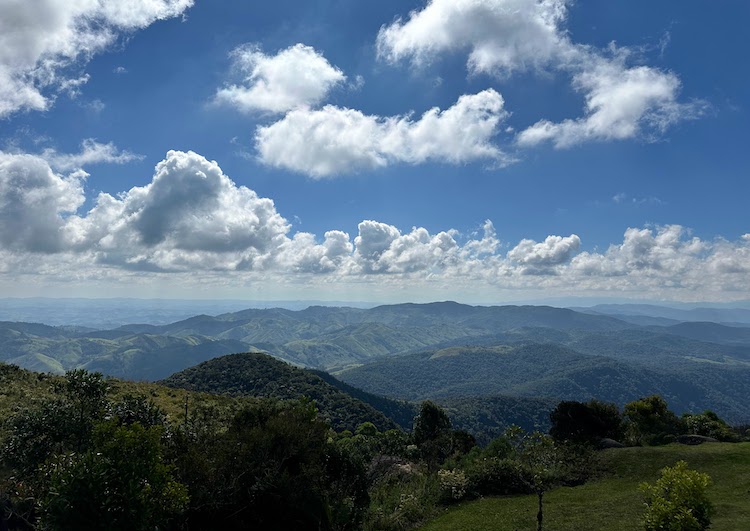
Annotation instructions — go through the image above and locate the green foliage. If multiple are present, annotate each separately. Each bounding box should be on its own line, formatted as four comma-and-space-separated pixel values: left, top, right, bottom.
683, 410, 736, 442
550, 399, 623, 444
413, 401, 452, 445
162, 352, 400, 432
624, 395, 685, 446
365, 468, 441, 531
437, 469, 469, 503
413, 401, 453, 470
640, 460, 713, 531
422, 443, 750, 531
170, 399, 369, 530
42, 422, 188, 531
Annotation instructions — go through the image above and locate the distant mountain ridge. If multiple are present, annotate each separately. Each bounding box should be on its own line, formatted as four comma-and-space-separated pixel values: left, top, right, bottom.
574, 304, 750, 325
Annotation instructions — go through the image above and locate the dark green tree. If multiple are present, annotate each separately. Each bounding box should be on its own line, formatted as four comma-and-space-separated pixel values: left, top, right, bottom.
413, 401, 453, 470
42, 422, 188, 531
549, 399, 623, 444
624, 395, 685, 446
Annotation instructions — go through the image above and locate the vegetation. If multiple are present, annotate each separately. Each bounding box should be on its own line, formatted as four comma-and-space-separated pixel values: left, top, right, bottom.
1, 342, 749, 531
160, 352, 404, 432
420, 443, 750, 531
640, 460, 713, 531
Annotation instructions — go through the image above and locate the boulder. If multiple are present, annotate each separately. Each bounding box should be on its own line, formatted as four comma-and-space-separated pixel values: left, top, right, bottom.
676, 434, 719, 445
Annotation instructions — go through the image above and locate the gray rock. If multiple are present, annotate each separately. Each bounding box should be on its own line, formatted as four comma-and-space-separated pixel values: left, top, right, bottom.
676, 434, 719, 445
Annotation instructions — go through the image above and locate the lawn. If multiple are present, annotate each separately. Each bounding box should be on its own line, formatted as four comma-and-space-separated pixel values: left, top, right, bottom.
420, 442, 750, 531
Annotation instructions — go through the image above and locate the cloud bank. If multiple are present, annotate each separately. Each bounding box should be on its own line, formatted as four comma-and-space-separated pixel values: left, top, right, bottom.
0, 148, 747, 301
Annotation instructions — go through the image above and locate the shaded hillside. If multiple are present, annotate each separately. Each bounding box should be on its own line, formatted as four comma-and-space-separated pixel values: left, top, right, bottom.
574, 303, 750, 325
0, 320, 253, 379
82, 337, 251, 381
160, 352, 402, 432
660, 321, 750, 346
308, 369, 417, 430
336, 344, 750, 423
437, 394, 557, 445
111, 302, 635, 369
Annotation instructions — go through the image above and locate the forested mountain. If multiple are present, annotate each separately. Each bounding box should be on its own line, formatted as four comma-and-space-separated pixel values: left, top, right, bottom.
160, 352, 408, 432
574, 304, 750, 325
3, 302, 750, 428
335, 344, 750, 423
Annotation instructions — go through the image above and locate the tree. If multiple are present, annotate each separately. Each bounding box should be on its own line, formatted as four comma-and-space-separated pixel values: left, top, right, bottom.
413, 401, 453, 470
640, 460, 712, 530
549, 399, 623, 444
683, 410, 735, 441
624, 395, 684, 446
506, 427, 566, 531
42, 421, 188, 531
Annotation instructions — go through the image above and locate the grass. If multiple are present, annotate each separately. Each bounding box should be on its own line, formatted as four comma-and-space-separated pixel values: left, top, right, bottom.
420, 442, 750, 531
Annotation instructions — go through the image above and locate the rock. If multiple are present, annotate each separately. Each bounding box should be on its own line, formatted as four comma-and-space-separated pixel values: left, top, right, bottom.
598, 438, 625, 449
676, 434, 719, 445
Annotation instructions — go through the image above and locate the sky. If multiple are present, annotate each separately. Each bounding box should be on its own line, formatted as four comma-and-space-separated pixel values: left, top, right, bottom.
0, 0, 748, 304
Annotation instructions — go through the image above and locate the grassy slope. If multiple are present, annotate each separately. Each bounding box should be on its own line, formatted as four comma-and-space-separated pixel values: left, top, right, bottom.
420, 442, 750, 531
0, 363, 241, 440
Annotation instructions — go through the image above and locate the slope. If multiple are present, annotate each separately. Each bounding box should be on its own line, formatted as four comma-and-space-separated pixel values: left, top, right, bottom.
160, 352, 404, 432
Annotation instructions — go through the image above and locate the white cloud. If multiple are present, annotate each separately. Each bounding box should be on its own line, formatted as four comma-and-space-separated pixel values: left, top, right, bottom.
215, 44, 346, 114
0, 0, 193, 117
612, 193, 664, 206
43, 139, 143, 171
65, 150, 291, 270
0, 152, 85, 253
377, 0, 569, 77
256, 89, 510, 177
1, 149, 749, 301
353, 221, 459, 274
517, 59, 701, 148
377, 0, 701, 148
508, 234, 581, 274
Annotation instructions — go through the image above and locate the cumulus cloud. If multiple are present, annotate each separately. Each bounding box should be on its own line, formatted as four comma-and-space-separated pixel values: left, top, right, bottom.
517, 59, 702, 148
377, 0, 701, 148
65, 150, 291, 270
215, 44, 346, 113
0, 0, 193, 117
353, 221, 460, 274
1, 148, 749, 300
256, 89, 510, 177
0, 152, 85, 252
377, 0, 569, 76
508, 234, 581, 274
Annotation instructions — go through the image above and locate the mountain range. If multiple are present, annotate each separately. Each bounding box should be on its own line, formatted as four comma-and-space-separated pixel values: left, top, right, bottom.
2, 301, 750, 429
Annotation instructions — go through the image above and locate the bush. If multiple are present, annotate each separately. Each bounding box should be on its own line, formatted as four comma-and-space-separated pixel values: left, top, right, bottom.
437, 469, 468, 503
640, 460, 712, 531
465, 457, 528, 496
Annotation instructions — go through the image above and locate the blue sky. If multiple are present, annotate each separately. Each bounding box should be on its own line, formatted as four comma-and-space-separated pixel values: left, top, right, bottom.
0, 0, 748, 303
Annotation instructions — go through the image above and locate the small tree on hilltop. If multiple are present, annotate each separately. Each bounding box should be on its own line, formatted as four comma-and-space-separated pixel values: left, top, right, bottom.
640, 460, 712, 531
506, 426, 566, 531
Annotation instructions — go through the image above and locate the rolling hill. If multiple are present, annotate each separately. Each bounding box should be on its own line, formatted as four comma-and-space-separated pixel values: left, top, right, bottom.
159, 352, 410, 432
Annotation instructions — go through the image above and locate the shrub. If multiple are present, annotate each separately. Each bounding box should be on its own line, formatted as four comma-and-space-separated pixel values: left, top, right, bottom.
640, 460, 712, 531
437, 469, 468, 503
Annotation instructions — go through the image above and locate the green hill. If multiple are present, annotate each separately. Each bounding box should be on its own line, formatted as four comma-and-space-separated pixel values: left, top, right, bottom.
420, 442, 750, 531
159, 352, 405, 432
336, 344, 750, 423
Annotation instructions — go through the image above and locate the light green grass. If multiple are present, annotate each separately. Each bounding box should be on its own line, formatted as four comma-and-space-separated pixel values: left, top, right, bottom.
420, 443, 750, 531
